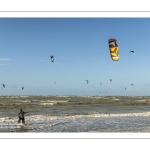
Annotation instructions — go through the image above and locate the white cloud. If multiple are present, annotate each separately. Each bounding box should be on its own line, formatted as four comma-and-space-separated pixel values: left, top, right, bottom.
0, 58, 12, 61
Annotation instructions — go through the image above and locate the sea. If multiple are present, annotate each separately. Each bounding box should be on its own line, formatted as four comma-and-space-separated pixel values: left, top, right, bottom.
1, 95, 150, 133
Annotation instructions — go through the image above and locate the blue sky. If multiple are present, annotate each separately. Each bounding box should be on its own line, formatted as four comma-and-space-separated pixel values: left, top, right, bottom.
1, 18, 150, 96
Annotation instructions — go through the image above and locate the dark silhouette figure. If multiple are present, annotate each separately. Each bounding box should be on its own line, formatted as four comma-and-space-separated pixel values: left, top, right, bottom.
18, 109, 28, 124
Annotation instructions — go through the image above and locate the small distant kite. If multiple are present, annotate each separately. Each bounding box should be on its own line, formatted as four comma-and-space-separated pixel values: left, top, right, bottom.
100, 82, 102, 85
85, 80, 89, 84
108, 38, 119, 61
131, 84, 134, 86
125, 87, 126, 90
22, 86, 24, 90
129, 51, 136, 55
50, 55, 54, 62
110, 79, 112, 82
2, 84, 5, 88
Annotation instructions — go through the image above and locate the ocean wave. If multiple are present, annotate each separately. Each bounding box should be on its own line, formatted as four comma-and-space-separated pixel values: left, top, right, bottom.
1, 111, 150, 123
39, 103, 57, 106
1, 111, 150, 132
0, 96, 150, 106
37, 100, 69, 106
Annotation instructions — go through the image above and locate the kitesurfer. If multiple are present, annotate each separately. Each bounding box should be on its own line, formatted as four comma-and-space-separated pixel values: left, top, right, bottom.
18, 109, 28, 124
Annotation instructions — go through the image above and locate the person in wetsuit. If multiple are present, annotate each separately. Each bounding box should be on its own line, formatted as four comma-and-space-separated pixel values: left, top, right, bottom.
18, 109, 28, 124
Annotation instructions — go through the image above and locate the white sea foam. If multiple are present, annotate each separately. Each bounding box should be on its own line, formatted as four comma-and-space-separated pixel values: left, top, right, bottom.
113, 99, 120, 101
40, 100, 69, 103
1, 111, 150, 132
39, 103, 56, 106
37, 100, 69, 105
1, 111, 150, 123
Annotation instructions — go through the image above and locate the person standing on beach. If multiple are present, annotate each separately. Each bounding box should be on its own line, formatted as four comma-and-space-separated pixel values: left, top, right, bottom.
18, 109, 28, 124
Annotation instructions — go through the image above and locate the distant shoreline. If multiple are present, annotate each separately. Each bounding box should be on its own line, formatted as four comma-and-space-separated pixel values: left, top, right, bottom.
0, 95, 150, 97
